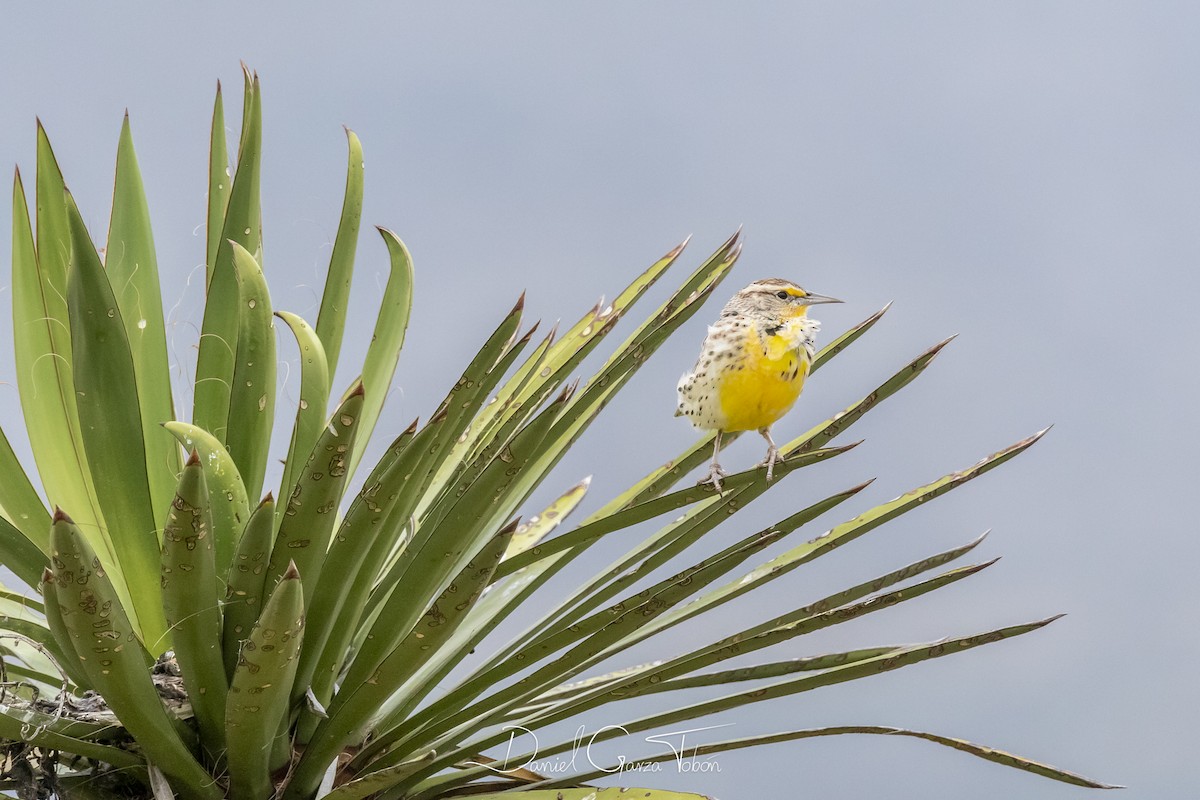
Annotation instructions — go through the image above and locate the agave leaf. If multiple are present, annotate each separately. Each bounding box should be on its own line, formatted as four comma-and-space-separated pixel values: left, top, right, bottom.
453, 324, 555, 472
380, 516, 800, 769
339, 390, 570, 725
0, 703, 141, 769
224, 241, 276, 502
194, 69, 262, 439
162, 421, 251, 576
48, 513, 220, 798
540, 725, 1117, 791
206, 82, 232, 286
297, 421, 422, 710
455, 237, 690, 468
226, 561, 304, 800
106, 113, 179, 529
360, 478, 592, 748
537, 477, 871, 639
275, 310, 331, 528
0, 425, 49, 552
450, 790, 715, 800
268, 384, 364, 607
287, 522, 517, 799
638, 433, 1045, 640
809, 302, 892, 372
409, 618, 1061, 798
0, 517, 50, 589
495, 443, 853, 580
66, 192, 166, 648
344, 227, 413, 482
422, 326, 549, 514
522, 646, 903, 714
547, 555, 998, 719
405, 294, 529, 525
160, 453, 227, 758
483, 237, 741, 544
315, 128, 365, 379
38, 569, 90, 689
222, 495, 276, 681
13, 156, 103, 552
792, 336, 954, 456
504, 476, 591, 560
0, 612, 73, 682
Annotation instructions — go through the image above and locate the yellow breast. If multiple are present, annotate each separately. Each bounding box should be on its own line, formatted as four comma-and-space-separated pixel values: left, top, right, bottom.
716, 324, 810, 432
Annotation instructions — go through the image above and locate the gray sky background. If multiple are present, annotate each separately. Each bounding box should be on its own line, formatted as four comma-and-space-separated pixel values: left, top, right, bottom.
1, 4, 1195, 798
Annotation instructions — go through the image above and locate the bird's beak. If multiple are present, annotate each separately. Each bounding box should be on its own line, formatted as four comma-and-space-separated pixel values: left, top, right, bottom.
799, 292, 842, 306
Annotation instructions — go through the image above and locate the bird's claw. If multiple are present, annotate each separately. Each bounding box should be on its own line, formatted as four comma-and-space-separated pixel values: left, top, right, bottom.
698, 464, 729, 494
757, 447, 783, 483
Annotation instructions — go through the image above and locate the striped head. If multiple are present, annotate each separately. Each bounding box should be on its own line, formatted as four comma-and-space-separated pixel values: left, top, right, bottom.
720, 278, 841, 322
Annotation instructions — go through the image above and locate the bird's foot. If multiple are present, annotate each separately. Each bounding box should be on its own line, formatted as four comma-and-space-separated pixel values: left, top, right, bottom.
698, 463, 730, 494
757, 446, 782, 483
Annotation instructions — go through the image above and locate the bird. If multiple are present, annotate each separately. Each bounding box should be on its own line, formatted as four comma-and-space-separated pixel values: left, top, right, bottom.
675, 278, 841, 492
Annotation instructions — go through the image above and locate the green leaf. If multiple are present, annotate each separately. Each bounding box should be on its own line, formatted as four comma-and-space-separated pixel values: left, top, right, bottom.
0, 517, 50, 589
48, 512, 220, 799
809, 302, 891, 373
106, 112, 179, 529
0, 424, 50, 552
38, 567, 91, 690
409, 618, 1062, 798
545, 725, 1118, 791
206, 81, 232, 287
314, 128, 364, 379
224, 241, 276, 501
226, 561, 304, 800
268, 384, 364, 608
66, 192, 166, 649
13, 149, 104, 551
504, 476, 591, 561
342, 391, 571, 712
494, 443, 854, 580
275, 310, 331, 528
299, 419, 432, 713
641, 432, 1045, 638
160, 452, 227, 759
534, 478, 871, 641
0, 701, 142, 769
288, 521, 517, 800
162, 422, 251, 577
466, 791, 719, 800
345, 227, 414, 482
791, 336, 954, 456
194, 69, 262, 439
222, 494, 276, 681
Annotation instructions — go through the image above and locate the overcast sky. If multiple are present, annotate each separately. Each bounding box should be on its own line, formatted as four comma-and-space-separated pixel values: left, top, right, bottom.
1, 4, 1195, 799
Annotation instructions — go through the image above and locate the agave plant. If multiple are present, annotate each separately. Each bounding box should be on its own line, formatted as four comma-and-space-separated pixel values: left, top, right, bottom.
0, 69, 1112, 800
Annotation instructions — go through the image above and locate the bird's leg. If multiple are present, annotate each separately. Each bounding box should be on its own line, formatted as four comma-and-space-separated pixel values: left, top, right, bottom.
698, 430, 729, 493
757, 427, 781, 482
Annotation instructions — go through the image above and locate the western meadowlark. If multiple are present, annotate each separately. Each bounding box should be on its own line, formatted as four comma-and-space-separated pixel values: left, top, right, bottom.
676, 278, 841, 491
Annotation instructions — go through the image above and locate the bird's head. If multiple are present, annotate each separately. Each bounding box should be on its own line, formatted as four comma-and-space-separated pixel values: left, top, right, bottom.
722, 278, 842, 321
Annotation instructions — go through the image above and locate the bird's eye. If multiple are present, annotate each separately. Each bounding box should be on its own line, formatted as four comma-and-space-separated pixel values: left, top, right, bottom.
775, 290, 789, 300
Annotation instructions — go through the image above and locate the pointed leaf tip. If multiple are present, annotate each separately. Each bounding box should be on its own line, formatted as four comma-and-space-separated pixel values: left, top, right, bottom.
514, 291, 526, 313
848, 477, 877, 493
259, 492, 275, 507
404, 417, 420, 434
282, 561, 301, 581
350, 380, 366, 398
186, 449, 202, 466
499, 517, 522, 535
52, 507, 72, 524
